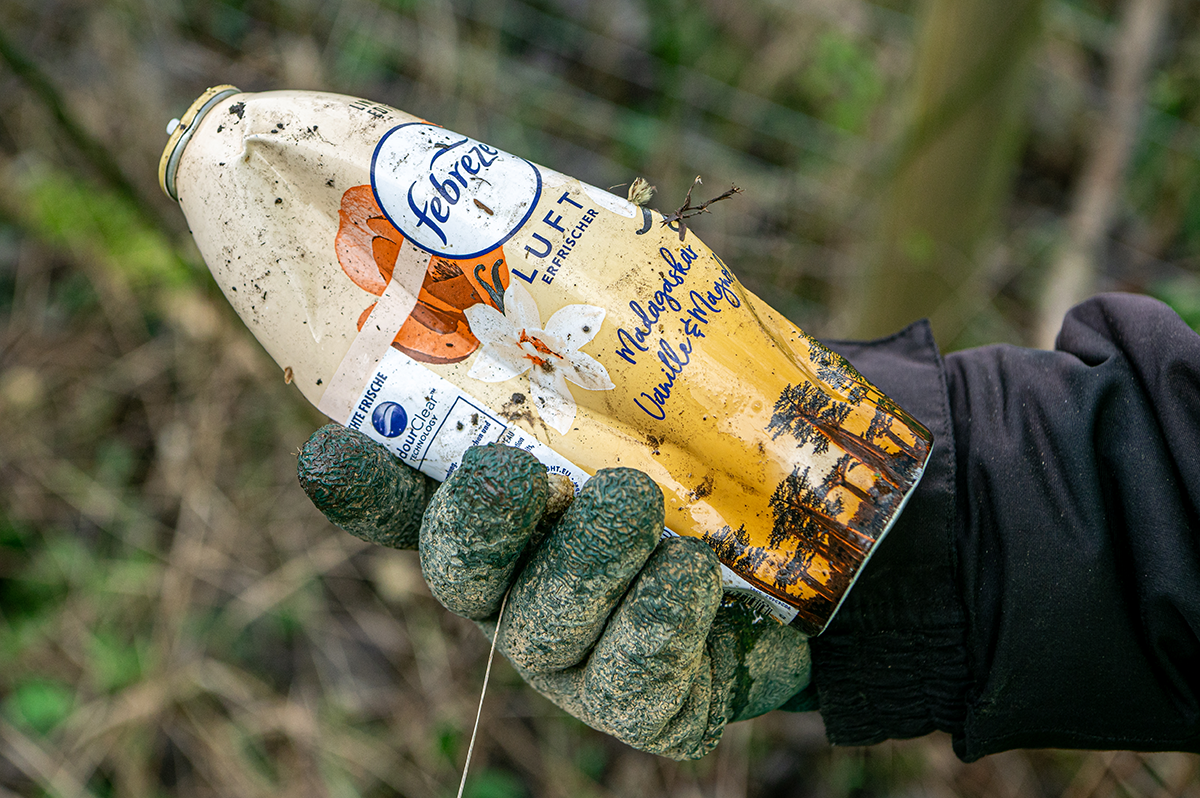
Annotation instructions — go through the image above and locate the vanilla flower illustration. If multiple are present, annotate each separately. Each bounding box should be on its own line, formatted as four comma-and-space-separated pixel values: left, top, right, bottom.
464, 281, 614, 435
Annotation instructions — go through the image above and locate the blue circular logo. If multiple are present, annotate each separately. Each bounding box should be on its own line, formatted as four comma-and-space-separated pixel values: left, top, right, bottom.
372, 401, 408, 438
371, 123, 542, 259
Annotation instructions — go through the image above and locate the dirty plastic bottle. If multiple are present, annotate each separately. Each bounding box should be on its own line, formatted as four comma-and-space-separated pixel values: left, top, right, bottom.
160, 86, 932, 634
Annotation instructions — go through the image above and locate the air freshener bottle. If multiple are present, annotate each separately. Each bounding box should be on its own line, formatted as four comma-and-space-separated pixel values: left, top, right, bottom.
160, 86, 932, 635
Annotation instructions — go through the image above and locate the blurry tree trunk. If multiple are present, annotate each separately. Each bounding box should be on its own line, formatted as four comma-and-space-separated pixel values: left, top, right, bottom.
844, 0, 1042, 343
1035, 0, 1169, 348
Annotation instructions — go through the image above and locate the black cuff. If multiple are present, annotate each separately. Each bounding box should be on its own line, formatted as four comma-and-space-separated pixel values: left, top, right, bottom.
810, 321, 970, 751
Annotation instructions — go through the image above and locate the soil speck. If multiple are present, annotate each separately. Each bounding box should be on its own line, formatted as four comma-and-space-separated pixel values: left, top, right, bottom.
500, 396, 536, 426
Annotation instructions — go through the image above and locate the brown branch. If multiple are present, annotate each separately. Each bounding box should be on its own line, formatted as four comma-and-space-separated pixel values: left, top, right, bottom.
660, 176, 743, 241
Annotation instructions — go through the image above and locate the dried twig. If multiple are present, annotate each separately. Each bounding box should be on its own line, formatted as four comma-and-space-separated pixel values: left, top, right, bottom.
660, 176, 742, 241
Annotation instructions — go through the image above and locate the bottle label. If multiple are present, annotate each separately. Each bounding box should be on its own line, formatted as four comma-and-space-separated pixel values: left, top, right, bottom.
172, 89, 934, 636
346, 345, 587, 487
343, 344, 801, 625
321, 111, 928, 634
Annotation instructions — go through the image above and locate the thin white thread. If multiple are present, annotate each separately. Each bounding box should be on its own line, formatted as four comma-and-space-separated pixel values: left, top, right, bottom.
456, 589, 510, 798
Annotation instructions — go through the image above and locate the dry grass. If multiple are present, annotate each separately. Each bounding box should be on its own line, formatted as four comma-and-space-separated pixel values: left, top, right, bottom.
0, 0, 1198, 795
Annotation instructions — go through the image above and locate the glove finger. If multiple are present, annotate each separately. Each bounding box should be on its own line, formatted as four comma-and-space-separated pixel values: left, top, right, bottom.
298, 423, 433, 549
419, 444, 548, 620
579, 535, 724, 758
707, 600, 812, 722
500, 467, 663, 673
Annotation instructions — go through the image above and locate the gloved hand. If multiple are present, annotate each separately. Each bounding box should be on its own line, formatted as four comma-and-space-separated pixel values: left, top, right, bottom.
297, 423, 813, 760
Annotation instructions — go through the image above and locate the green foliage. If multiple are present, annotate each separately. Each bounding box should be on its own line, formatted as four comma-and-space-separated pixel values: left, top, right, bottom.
3, 678, 74, 735
334, 28, 398, 87
614, 110, 663, 163
0, 222, 17, 314
86, 630, 145, 693
436, 721, 462, 765
825, 749, 867, 793
180, 0, 255, 49
13, 164, 193, 291
574, 741, 607, 782
22, 534, 91, 611
463, 769, 527, 798
93, 439, 138, 489
1150, 63, 1200, 119
644, 2, 721, 67
1152, 275, 1200, 332
1126, 49, 1200, 260
798, 31, 885, 133
900, 228, 937, 265
379, 0, 424, 11
94, 556, 160, 601
51, 269, 101, 317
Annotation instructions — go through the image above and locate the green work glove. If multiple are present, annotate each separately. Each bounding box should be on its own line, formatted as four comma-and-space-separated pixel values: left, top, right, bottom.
297, 423, 813, 760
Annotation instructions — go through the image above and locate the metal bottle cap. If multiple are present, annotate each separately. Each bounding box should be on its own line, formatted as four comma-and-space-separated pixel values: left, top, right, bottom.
158, 85, 241, 201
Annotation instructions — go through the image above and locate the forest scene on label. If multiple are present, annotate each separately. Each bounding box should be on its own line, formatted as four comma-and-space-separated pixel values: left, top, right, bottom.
704, 344, 931, 634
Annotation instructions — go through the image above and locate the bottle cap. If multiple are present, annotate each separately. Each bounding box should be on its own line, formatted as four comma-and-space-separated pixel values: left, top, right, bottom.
158, 85, 241, 200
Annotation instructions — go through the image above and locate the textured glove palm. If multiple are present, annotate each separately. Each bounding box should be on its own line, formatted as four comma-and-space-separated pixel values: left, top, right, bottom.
298, 423, 812, 760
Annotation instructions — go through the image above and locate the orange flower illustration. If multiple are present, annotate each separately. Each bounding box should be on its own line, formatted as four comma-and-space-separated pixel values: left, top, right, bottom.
334, 185, 509, 364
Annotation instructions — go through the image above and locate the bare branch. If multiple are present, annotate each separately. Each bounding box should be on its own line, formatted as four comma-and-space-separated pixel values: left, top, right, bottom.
660, 176, 743, 241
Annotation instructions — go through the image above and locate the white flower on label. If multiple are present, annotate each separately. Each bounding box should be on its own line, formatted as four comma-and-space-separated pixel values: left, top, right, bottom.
464, 281, 614, 435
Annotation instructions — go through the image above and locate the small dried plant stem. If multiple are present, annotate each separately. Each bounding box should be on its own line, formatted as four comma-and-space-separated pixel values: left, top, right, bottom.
457, 588, 511, 798
661, 176, 743, 241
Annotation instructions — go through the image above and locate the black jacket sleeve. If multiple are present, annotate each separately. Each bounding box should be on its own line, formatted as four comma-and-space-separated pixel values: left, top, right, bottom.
809, 293, 1200, 761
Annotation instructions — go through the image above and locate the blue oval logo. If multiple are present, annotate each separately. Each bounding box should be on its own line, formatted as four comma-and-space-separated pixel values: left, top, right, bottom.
372, 402, 408, 438
371, 123, 542, 259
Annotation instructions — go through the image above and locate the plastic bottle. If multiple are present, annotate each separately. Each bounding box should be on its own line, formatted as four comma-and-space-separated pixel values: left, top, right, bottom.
160, 86, 932, 634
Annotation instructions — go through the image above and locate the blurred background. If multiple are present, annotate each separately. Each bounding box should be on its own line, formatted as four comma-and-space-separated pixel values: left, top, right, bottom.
1, 0, 1198, 795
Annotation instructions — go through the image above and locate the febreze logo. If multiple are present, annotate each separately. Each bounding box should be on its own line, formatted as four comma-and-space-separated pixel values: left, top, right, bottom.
371, 123, 542, 259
